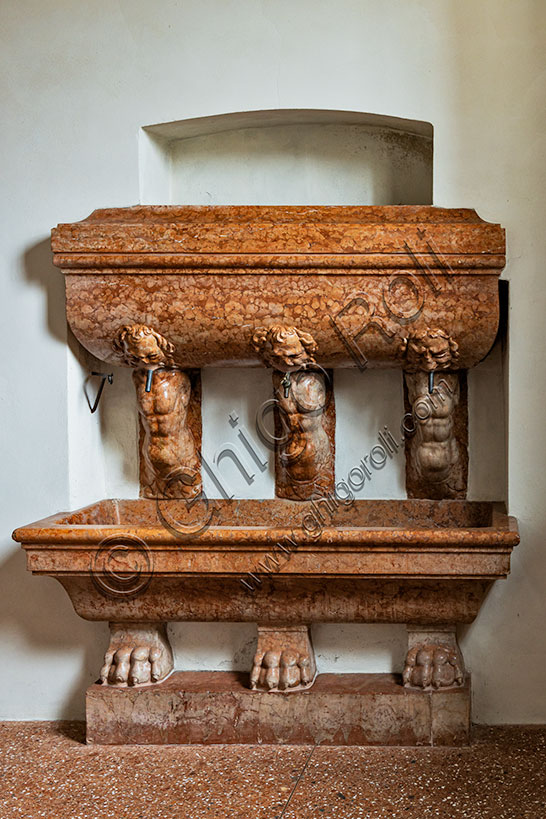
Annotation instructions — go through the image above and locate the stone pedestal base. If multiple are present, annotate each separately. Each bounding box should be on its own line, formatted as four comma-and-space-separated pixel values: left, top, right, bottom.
86, 671, 470, 747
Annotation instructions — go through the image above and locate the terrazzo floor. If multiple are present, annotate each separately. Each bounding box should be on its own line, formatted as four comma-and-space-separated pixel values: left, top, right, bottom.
0, 723, 544, 818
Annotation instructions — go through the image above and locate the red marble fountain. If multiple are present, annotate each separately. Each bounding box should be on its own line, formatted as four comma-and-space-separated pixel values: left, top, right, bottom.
13, 206, 518, 745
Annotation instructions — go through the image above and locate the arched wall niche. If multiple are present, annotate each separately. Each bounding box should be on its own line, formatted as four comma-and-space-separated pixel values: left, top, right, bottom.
139, 108, 433, 206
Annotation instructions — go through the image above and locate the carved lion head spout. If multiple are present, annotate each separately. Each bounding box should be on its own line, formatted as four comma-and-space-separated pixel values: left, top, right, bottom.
252, 325, 317, 372
113, 324, 175, 368
398, 328, 459, 372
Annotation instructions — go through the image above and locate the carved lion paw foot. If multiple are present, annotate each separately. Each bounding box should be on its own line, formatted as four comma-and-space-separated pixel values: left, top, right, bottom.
100, 623, 173, 687
250, 649, 315, 691
250, 649, 316, 692
249, 625, 317, 692
403, 643, 464, 690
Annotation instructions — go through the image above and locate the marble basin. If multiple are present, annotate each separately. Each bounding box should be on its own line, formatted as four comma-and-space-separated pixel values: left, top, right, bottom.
13, 498, 518, 625
51, 206, 505, 369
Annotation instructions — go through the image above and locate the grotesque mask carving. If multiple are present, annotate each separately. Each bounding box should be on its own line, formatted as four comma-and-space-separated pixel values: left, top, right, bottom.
113, 324, 175, 368
399, 328, 459, 372
252, 325, 317, 372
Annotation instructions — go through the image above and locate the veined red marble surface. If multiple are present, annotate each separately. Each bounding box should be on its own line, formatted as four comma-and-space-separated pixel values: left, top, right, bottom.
51, 206, 505, 369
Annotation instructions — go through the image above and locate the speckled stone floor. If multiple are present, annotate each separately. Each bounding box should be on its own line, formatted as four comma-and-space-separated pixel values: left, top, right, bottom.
0, 723, 544, 819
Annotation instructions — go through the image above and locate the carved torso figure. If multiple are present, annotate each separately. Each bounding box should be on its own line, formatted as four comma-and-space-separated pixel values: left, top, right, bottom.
114, 324, 201, 499
133, 368, 201, 499
252, 325, 334, 500
400, 328, 466, 498
405, 371, 460, 487
273, 369, 332, 499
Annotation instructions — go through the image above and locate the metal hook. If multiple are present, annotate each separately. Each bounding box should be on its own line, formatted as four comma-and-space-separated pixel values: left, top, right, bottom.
84, 372, 113, 414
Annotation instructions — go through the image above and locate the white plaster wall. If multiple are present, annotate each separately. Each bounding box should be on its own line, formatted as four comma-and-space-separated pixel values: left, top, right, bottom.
168, 123, 432, 206
1, 0, 544, 722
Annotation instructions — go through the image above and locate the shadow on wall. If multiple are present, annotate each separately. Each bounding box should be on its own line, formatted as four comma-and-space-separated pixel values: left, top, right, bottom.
23, 238, 66, 346
67, 327, 140, 497
0, 546, 107, 721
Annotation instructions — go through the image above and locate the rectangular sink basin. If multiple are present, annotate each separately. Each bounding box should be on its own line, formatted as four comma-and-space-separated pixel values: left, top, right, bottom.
13, 498, 518, 626
51, 206, 505, 369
